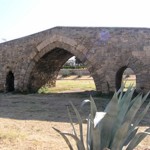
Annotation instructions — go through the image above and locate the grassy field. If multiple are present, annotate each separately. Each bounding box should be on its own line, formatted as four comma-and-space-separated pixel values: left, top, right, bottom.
38, 75, 136, 93
38, 77, 95, 93
123, 79, 136, 91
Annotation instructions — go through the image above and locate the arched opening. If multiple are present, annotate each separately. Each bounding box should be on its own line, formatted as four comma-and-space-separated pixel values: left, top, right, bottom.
27, 48, 96, 93
5, 71, 15, 92
123, 68, 136, 91
39, 56, 95, 93
116, 67, 136, 91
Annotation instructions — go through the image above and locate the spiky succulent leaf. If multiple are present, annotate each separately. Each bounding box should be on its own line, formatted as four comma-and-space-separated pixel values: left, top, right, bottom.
70, 102, 84, 147
123, 127, 139, 146
102, 92, 119, 148
141, 91, 150, 104
104, 91, 118, 114
64, 132, 86, 150
92, 122, 101, 150
100, 113, 118, 149
52, 127, 74, 150
118, 88, 134, 120
81, 97, 101, 149
90, 96, 97, 118
112, 89, 135, 137
86, 115, 92, 150
118, 86, 134, 108
81, 99, 90, 108
89, 96, 101, 150
128, 93, 141, 111
124, 95, 142, 123
126, 128, 150, 150
111, 122, 130, 150
132, 100, 150, 129
67, 106, 78, 137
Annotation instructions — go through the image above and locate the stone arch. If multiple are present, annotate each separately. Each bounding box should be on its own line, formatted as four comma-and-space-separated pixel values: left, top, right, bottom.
19, 35, 100, 92
114, 56, 149, 92
5, 71, 15, 92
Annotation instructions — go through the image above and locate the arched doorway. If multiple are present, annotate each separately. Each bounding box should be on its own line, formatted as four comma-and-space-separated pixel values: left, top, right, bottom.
6, 71, 15, 92
116, 67, 136, 91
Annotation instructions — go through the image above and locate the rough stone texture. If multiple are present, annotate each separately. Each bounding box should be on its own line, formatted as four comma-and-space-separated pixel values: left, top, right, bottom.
0, 26, 150, 93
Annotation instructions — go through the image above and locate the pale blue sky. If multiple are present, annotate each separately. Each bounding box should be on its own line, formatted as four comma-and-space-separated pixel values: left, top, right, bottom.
0, 0, 150, 42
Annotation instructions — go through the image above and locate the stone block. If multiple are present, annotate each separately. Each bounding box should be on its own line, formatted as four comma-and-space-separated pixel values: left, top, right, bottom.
144, 46, 150, 56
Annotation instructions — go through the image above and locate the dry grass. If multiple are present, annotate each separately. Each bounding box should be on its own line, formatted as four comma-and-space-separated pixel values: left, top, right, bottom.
0, 92, 149, 150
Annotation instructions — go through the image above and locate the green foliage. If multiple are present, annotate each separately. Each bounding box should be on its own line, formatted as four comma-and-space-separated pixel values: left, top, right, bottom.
53, 87, 150, 150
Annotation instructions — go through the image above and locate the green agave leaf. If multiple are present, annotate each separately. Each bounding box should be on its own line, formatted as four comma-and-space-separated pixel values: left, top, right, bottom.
117, 88, 135, 124
81, 96, 101, 150
90, 96, 97, 118
100, 113, 120, 150
111, 122, 130, 150
121, 93, 149, 147
70, 102, 85, 147
103, 92, 119, 148
126, 128, 150, 150
64, 132, 86, 150
117, 88, 123, 103
67, 106, 78, 137
124, 95, 142, 124
117, 82, 124, 94
81, 97, 97, 118
110, 89, 136, 147
80, 99, 91, 120
92, 120, 101, 150
52, 127, 74, 150
104, 91, 118, 115
118, 87, 135, 109
86, 115, 92, 150
123, 127, 139, 146
132, 100, 150, 129
80, 99, 91, 108
128, 93, 141, 111
141, 91, 150, 104
89, 97, 101, 150
128, 91, 149, 114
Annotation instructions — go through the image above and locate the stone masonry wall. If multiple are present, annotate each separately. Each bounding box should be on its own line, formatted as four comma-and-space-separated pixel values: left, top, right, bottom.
0, 27, 150, 93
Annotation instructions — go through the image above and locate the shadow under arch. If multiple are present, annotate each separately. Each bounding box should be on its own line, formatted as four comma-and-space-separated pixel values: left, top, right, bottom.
116, 66, 136, 91
116, 66, 127, 91
21, 38, 99, 93
5, 71, 15, 92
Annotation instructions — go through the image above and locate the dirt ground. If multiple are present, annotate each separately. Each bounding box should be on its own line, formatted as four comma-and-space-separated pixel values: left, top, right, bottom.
0, 92, 149, 150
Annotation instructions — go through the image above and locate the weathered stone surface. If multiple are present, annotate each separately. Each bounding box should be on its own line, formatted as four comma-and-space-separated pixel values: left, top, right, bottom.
0, 26, 150, 93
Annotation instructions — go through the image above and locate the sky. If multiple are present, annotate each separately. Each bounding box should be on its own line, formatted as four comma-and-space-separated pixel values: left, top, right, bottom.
0, 0, 150, 42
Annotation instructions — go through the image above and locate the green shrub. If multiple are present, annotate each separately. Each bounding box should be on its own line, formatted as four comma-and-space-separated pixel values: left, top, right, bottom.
53, 87, 150, 150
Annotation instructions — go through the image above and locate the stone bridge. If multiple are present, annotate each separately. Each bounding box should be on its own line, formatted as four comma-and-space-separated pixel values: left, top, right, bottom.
0, 27, 150, 93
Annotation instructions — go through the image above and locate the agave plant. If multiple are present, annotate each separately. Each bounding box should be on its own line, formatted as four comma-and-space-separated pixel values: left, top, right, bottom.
53, 87, 150, 150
